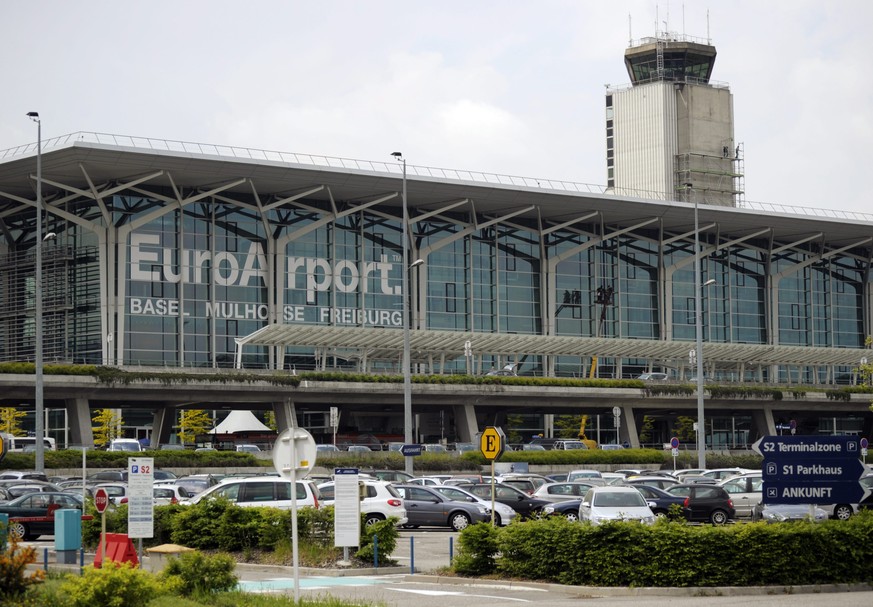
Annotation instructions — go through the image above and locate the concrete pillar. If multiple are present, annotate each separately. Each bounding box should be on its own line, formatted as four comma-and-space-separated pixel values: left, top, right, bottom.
751, 405, 776, 440
273, 399, 297, 431
620, 405, 640, 448
151, 407, 175, 447
453, 404, 479, 442
64, 398, 94, 448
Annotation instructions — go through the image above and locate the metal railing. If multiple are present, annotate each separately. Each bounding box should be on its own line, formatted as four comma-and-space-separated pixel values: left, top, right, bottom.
4, 132, 873, 223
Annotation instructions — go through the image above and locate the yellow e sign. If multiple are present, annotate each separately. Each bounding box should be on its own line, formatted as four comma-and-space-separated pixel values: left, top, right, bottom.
479, 426, 505, 461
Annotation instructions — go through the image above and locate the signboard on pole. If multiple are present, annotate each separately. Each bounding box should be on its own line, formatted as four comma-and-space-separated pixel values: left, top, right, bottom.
401, 444, 422, 456
479, 427, 505, 461
127, 457, 154, 538
334, 468, 361, 548
94, 487, 109, 514
753, 436, 867, 505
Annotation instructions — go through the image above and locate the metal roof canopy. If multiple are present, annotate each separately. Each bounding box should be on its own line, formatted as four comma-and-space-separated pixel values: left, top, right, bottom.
235, 324, 871, 370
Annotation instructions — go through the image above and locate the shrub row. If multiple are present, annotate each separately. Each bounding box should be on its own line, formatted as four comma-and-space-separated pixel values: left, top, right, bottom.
455, 512, 873, 586
81, 498, 397, 565
0, 449, 264, 471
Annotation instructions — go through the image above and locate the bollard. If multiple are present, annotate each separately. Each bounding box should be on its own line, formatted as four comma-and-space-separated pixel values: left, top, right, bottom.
449, 535, 454, 563
80, 548, 85, 575
373, 535, 379, 568
44, 548, 48, 572
409, 535, 414, 574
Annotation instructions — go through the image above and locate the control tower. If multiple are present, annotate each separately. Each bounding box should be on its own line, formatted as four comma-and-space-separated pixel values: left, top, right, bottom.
606, 32, 744, 206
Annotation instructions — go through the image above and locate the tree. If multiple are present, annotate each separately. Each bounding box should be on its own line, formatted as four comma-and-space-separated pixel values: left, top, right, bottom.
671, 416, 697, 444
264, 411, 278, 432
554, 414, 582, 439
0, 407, 27, 437
638, 415, 655, 444
92, 408, 122, 448
177, 410, 212, 445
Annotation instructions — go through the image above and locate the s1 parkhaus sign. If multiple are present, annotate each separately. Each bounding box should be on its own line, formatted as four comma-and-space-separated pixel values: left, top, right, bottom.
753, 436, 869, 505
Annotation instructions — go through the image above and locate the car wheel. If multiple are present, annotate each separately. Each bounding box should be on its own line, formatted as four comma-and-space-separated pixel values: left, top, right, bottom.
709, 509, 729, 525
450, 512, 471, 531
364, 513, 385, 527
653, 509, 667, 518
833, 504, 853, 521
7, 521, 27, 541
564, 511, 579, 523
492, 513, 502, 526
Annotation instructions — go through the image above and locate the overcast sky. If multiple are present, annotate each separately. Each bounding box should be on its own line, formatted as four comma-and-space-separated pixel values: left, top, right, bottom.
3, 1, 871, 215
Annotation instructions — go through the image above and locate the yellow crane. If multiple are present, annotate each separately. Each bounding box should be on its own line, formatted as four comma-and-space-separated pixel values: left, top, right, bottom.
577, 414, 598, 449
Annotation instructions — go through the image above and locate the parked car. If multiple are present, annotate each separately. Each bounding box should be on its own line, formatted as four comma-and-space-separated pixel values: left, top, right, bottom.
95, 483, 129, 506
347, 445, 372, 453
666, 484, 735, 524
629, 484, 687, 517
542, 498, 584, 521
578, 486, 657, 525
0, 481, 63, 499
236, 444, 262, 454
421, 443, 448, 453
637, 372, 669, 381
173, 475, 220, 496
88, 468, 177, 482
0, 471, 49, 482
460, 483, 550, 519
752, 503, 829, 523
316, 444, 341, 453
718, 473, 763, 518
700, 468, 757, 481
153, 483, 192, 505
622, 476, 681, 491
533, 481, 602, 502
430, 485, 518, 526
0, 492, 83, 540
364, 469, 415, 484
566, 469, 604, 482
185, 477, 320, 510
108, 439, 142, 452
817, 473, 873, 520
317, 479, 407, 526
393, 484, 490, 531
407, 477, 444, 486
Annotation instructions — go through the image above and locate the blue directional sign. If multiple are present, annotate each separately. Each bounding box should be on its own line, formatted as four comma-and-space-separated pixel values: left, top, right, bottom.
753, 435, 860, 459
763, 457, 865, 482
400, 444, 422, 456
763, 481, 869, 505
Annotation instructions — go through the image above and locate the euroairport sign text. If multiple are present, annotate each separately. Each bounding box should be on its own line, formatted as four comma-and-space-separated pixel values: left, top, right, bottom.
763, 481, 868, 505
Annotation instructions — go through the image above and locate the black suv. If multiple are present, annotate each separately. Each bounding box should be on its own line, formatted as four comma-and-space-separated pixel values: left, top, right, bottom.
666, 484, 735, 524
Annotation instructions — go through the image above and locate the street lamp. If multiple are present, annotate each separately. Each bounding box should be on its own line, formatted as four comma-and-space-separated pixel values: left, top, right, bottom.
391, 152, 415, 475
26, 111, 45, 473
691, 182, 717, 469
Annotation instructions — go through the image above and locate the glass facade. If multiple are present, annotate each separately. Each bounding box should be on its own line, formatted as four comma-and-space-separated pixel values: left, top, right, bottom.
0, 164, 870, 387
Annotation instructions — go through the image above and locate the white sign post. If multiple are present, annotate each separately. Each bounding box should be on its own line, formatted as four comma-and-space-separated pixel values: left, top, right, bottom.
333, 468, 361, 563
273, 427, 317, 604
127, 457, 154, 565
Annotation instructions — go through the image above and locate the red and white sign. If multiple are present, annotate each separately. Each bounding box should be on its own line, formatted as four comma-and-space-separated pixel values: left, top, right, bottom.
94, 487, 109, 513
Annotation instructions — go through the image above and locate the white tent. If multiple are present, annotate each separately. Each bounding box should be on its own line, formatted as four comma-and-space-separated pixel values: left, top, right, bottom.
209, 410, 273, 434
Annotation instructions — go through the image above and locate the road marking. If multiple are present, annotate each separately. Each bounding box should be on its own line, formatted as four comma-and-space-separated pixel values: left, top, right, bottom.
387, 588, 531, 602
238, 576, 392, 593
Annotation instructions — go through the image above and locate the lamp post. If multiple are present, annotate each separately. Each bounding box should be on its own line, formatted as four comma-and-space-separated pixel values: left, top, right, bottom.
26, 111, 45, 473
391, 152, 415, 475
692, 185, 717, 469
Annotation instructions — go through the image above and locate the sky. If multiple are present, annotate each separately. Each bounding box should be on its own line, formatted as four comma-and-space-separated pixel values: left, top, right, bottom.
2, 1, 871, 215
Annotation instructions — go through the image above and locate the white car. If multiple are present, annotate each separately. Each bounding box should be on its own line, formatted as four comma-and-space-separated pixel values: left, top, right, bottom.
184, 477, 320, 510
153, 483, 192, 506
108, 439, 142, 452
718, 473, 763, 518
578, 486, 657, 525
317, 479, 408, 526
431, 484, 518, 526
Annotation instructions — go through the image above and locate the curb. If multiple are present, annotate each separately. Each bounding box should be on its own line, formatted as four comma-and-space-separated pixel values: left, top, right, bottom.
405, 575, 873, 597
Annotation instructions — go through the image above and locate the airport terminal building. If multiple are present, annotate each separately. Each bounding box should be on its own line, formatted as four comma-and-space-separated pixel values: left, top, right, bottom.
2, 33, 872, 448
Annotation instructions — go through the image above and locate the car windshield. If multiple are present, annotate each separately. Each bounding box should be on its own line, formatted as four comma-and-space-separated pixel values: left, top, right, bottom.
593, 491, 646, 507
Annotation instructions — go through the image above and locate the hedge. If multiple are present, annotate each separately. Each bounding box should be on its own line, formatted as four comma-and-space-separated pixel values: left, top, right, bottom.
457, 512, 873, 586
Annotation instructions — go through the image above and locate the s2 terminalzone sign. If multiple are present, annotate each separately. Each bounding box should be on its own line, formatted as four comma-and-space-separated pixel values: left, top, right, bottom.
127, 233, 406, 326
753, 436, 869, 505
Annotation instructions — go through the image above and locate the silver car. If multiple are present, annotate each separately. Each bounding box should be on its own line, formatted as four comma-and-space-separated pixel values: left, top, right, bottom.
579, 486, 657, 525
431, 484, 517, 526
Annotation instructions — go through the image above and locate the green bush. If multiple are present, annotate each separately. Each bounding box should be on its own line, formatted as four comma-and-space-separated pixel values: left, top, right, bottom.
479, 511, 873, 587
453, 521, 499, 576
169, 499, 230, 550
0, 534, 45, 602
58, 561, 163, 607
160, 550, 238, 597
355, 515, 399, 563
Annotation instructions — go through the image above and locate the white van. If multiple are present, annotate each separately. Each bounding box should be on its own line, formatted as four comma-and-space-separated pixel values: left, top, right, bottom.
108, 439, 143, 452
184, 476, 320, 510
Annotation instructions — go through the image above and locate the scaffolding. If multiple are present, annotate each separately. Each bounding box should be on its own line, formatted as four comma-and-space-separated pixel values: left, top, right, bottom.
674, 143, 745, 207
